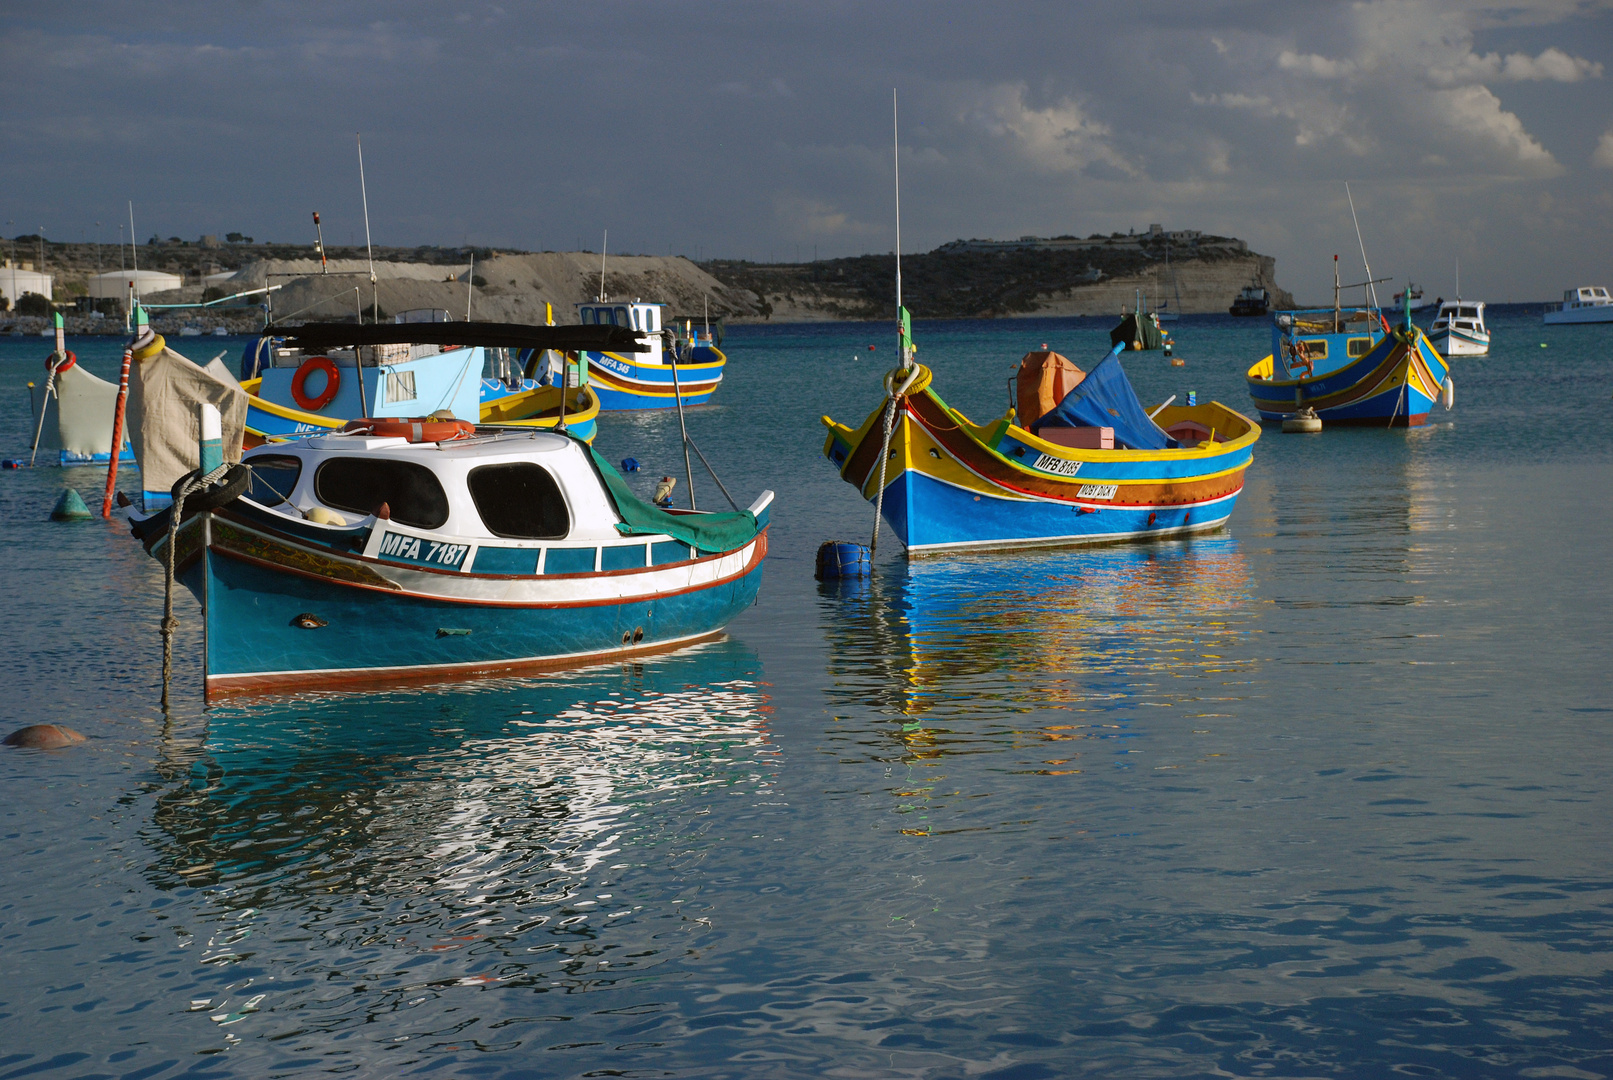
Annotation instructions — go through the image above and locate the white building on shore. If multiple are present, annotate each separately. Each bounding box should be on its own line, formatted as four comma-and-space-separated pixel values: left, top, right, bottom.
87, 269, 183, 300
1, 261, 53, 306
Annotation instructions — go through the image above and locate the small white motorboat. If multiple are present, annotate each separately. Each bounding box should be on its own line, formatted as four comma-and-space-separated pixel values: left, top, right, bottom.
1428, 300, 1489, 356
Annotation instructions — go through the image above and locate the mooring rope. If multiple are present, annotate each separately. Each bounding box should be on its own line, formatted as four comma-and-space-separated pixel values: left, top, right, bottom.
161, 462, 230, 708
869, 367, 920, 555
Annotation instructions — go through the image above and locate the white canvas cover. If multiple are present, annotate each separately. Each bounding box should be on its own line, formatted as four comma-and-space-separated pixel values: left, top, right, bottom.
53, 362, 126, 460
126, 336, 248, 495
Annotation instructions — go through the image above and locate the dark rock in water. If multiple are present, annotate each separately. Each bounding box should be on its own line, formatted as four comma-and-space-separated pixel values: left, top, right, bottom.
50, 488, 92, 521
4, 724, 87, 749
291, 613, 328, 629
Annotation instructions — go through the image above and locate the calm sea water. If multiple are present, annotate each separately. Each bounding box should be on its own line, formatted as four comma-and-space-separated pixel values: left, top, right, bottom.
2, 309, 1610, 1079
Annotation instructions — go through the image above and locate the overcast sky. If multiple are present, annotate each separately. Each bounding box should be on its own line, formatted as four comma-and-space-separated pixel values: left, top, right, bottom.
3, 0, 1611, 302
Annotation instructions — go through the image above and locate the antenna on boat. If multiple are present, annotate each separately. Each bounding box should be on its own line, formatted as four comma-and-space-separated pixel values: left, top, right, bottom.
599, 230, 607, 302
1345, 182, 1380, 311
466, 251, 475, 320
1455, 256, 1460, 302
894, 89, 910, 371
127, 201, 138, 333
357, 133, 378, 325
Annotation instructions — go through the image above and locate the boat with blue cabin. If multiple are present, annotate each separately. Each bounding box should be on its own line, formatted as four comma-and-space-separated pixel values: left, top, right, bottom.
1246, 280, 1453, 427
575, 300, 725, 410
131, 424, 773, 697
237, 320, 626, 446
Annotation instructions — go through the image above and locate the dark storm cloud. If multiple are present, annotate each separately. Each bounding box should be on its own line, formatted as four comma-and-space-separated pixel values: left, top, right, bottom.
2, 0, 1610, 300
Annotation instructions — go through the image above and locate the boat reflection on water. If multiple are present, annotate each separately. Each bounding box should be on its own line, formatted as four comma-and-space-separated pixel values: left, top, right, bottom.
821, 536, 1255, 726
140, 638, 772, 995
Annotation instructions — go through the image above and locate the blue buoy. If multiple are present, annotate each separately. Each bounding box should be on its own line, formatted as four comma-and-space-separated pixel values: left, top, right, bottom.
816, 541, 872, 580
621, 457, 641, 473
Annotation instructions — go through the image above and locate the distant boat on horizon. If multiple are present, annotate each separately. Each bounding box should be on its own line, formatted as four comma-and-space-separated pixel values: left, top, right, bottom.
1543, 286, 1613, 324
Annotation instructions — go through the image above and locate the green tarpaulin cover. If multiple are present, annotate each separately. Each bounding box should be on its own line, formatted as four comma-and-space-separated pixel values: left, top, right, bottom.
588, 447, 759, 554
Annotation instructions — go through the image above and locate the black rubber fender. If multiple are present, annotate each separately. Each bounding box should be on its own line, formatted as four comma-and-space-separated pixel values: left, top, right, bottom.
170, 463, 250, 515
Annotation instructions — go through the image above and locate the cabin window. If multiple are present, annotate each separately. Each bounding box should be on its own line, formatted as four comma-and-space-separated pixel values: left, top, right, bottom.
467, 463, 570, 539
630, 308, 642, 330
315, 457, 449, 529
1298, 339, 1327, 360
644, 308, 658, 332
581, 307, 597, 325
614, 306, 629, 327
1459, 307, 1478, 319
1346, 337, 1373, 358
245, 454, 301, 506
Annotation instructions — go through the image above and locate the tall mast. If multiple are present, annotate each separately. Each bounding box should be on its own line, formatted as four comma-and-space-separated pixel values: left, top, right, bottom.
894, 89, 910, 370
357, 134, 377, 324
1345, 182, 1379, 311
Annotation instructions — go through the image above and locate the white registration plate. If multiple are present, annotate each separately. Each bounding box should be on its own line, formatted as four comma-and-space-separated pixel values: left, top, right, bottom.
1077, 483, 1119, 501
1032, 453, 1082, 477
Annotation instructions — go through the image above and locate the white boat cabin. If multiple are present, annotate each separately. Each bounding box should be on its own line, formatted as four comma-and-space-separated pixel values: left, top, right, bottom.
1559, 287, 1611, 311
241, 430, 702, 574
1430, 301, 1486, 335
577, 301, 665, 364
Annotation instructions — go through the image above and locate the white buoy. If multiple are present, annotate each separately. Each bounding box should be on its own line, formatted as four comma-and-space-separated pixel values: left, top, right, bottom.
1282, 407, 1322, 433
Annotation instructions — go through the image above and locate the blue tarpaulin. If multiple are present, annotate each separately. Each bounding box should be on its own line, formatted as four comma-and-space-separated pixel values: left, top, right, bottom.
1030, 344, 1170, 450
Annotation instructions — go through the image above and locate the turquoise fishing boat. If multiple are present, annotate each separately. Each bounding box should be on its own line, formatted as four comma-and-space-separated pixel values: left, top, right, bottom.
1245, 294, 1453, 426
575, 300, 725, 410
821, 315, 1260, 554
132, 426, 773, 697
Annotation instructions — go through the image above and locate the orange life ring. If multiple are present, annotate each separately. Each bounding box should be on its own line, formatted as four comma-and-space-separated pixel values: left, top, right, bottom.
291, 355, 341, 411
342, 417, 477, 443
46, 350, 76, 373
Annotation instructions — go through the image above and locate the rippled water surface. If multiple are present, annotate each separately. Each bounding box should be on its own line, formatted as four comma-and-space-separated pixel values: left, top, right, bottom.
2, 310, 1611, 1078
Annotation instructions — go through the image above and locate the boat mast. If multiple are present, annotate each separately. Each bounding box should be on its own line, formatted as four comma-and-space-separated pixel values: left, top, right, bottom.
1333, 255, 1340, 333
599, 230, 607, 303
894, 90, 909, 371
1345, 182, 1380, 311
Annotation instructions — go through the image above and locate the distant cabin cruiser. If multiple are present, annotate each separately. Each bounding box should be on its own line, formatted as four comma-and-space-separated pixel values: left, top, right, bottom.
1543, 286, 1613, 324
574, 300, 726, 410
1427, 300, 1489, 356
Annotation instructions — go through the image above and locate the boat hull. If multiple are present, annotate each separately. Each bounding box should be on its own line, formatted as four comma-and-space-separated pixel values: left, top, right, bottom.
1246, 326, 1450, 426
822, 367, 1259, 554
170, 509, 765, 695
584, 347, 724, 410
1543, 306, 1613, 325
1429, 327, 1489, 356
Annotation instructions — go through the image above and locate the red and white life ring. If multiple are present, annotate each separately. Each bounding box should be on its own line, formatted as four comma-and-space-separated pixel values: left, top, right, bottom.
291, 355, 341, 411
341, 417, 477, 443
46, 350, 77, 373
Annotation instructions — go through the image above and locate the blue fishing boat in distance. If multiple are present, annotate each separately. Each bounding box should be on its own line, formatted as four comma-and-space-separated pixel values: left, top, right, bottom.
575, 300, 725, 410
1246, 288, 1453, 427
131, 426, 772, 697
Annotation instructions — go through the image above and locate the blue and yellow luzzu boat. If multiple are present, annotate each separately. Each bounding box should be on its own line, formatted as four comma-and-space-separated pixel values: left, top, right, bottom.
822, 335, 1260, 554
575, 300, 724, 410
1246, 298, 1453, 426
